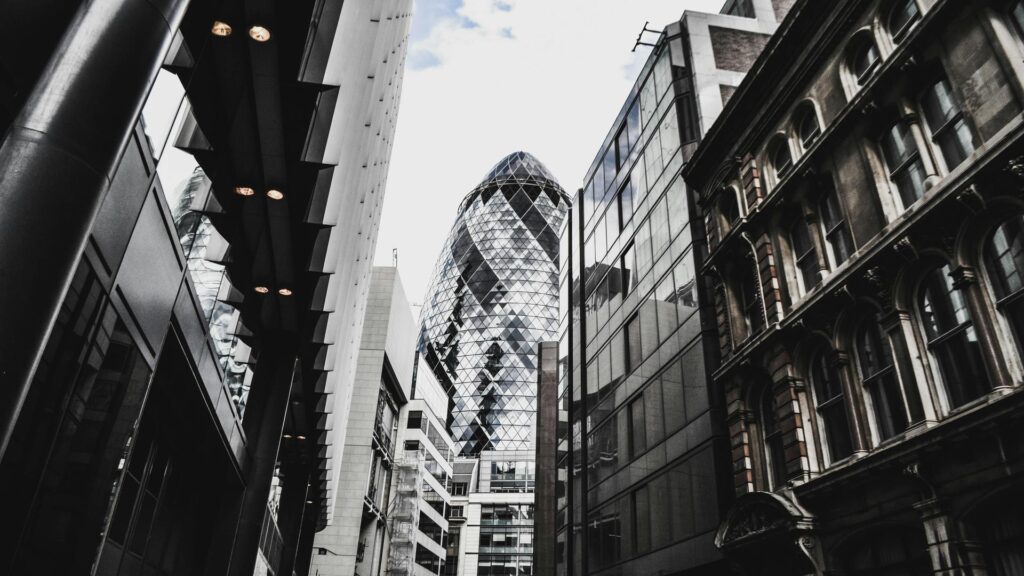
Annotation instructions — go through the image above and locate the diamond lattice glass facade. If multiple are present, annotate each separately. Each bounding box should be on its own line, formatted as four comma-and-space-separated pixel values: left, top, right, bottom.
418, 151, 569, 456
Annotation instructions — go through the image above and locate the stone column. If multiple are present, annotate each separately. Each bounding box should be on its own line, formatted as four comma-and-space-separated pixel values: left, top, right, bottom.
228, 341, 298, 576
0, 0, 191, 460
915, 498, 962, 576
899, 99, 942, 190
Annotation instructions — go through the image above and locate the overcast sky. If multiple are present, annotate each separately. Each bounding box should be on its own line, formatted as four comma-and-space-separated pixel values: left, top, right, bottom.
374, 0, 726, 307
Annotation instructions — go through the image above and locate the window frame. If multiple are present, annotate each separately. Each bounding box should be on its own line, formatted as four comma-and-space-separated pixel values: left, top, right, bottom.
986, 215, 1024, 357
759, 386, 787, 489
796, 104, 822, 150
887, 0, 921, 43
855, 318, 908, 443
918, 74, 976, 172
810, 350, 855, 464
789, 216, 820, 295
879, 119, 927, 209
771, 137, 794, 182
818, 185, 853, 268
849, 38, 881, 85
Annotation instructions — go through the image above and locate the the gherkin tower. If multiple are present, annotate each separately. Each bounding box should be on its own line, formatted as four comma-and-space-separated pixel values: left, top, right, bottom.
418, 151, 569, 456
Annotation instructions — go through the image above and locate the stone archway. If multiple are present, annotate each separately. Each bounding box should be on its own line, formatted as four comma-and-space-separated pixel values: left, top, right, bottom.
716, 491, 823, 576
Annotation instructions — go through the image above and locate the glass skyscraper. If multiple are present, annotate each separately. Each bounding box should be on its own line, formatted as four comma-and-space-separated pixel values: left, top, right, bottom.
418, 151, 569, 457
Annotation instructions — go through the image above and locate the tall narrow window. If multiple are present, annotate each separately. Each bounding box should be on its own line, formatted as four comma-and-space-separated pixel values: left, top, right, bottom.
621, 242, 637, 294
880, 120, 927, 208
624, 314, 642, 374
797, 105, 821, 149
920, 76, 976, 170
811, 351, 854, 462
857, 317, 908, 441
772, 138, 794, 181
790, 217, 820, 294
740, 258, 765, 338
760, 386, 787, 489
987, 215, 1024, 356
1012, 1, 1024, 40
849, 39, 880, 85
719, 189, 740, 228
919, 264, 991, 408
888, 0, 921, 42
618, 181, 634, 226
819, 186, 854, 266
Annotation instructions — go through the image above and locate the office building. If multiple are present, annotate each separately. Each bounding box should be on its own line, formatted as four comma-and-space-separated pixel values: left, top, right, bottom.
309, 267, 416, 576
684, 0, 1024, 573
0, 1, 411, 575
418, 151, 570, 575
552, 1, 790, 575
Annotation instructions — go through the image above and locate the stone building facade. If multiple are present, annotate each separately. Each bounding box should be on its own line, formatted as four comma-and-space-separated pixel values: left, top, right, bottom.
684, 0, 1024, 573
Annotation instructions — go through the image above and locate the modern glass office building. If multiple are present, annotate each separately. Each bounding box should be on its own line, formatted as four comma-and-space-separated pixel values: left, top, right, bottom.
418, 151, 570, 457
551, 2, 789, 575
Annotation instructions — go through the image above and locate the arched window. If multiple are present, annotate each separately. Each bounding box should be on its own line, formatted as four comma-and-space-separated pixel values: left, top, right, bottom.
810, 351, 854, 462
986, 215, 1024, 356
759, 386, 787, 489
849, 37, 880, 85
771, 138, 793, 181
819, 184, 854, 266
888, 0, 921, 42
880, 119, 927, 208
740, 258, 765, 338
790, 217, 819, 294
856, 316, 907, 441
796, 105, 821, 149
919, 264, 991, 408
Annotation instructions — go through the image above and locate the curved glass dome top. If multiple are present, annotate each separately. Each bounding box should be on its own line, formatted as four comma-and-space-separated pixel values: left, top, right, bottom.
458, 151, 569, 214
419, 151, 569, 456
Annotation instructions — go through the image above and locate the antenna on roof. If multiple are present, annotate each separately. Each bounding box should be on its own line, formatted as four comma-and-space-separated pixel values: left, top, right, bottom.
632, 21, 660, 52
392, 248, 398, 268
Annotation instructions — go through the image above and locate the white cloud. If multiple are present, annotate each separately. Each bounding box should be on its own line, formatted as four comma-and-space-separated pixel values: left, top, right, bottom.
376, 0, 725, 305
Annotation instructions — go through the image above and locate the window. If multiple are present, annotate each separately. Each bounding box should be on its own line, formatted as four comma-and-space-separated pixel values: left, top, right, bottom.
797, 105, 821, 149
888, 0, 920, 42
987, 215, 1024, 355
790, 217, 820, 294
760, 386, 787, 489
621, 242, 637, 294
811, 351, 854, 462
625, 314, 642, 373
856, 317, 908, 441
407, 410, 423, 430
849, 38, 880, 84
405, 440, 421, 451
452, 482, 468, 496
919, 264, 991, 408
740, 258, 765, 338
819, 186, 853, 266
628, 396, 646, 458
618, 181, 634, 225
771, 138, 793, 181
920, 76, 975, 170
880, 120, 927, 208
602, 148, 617, 193
720, 189, 740, 224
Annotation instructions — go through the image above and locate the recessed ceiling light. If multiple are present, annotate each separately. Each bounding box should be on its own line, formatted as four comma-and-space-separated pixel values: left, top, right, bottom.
278, 288, 293, 296
266, 189, 284, 200
296, 435, 306, 440
249, 25, 271, 42
211, 21, 233, 37
254, 286, 270, 294
234, 186, 255, 196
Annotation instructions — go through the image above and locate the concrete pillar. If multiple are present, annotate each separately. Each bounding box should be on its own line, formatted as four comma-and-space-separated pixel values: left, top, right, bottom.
0, 0, 190, 460
277, 460, 313, 576
830, 352, 870, 456
228, 342, 298, 576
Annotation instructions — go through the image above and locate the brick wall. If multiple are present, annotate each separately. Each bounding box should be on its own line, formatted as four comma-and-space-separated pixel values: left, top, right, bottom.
710, 26, 771, 73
